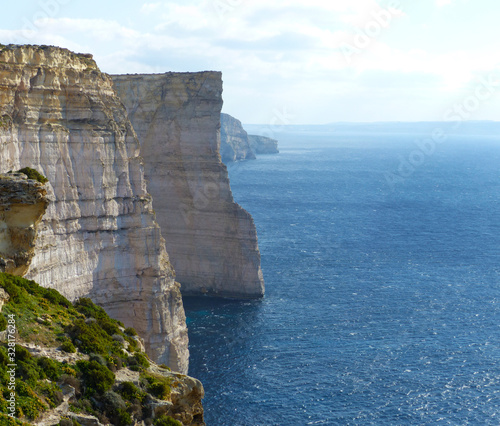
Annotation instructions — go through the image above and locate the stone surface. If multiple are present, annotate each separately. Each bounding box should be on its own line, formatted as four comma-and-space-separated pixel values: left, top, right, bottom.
112, 74, 265, 298
220, 113, 256, 163
0, 172, 49, 275
0, 45, 188, 373
248, 134, 279, 154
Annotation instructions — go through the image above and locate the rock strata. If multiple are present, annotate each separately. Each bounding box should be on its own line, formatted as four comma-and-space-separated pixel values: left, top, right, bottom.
0, 172, 49, 275
112, 74, 265, 298
220, 113, 256, 163
0, 45, 188, 372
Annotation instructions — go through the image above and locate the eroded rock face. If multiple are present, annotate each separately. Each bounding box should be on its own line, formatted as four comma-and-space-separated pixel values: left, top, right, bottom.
112, 74, 265, 298
0, 172, 49, 276
220, 113, 255, 163
248, 134, 279, 155
0, 45, 188, 373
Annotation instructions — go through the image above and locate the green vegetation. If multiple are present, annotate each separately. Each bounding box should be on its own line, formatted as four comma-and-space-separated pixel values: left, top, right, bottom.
141, 372, 172, 400
0, 273, 186, 425
16, 167, 49, 184
154, 415, 183, 426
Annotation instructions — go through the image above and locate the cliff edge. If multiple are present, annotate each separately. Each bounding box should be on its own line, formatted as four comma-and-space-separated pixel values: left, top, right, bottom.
112, 73, 265, 298
0, 45, 189, 373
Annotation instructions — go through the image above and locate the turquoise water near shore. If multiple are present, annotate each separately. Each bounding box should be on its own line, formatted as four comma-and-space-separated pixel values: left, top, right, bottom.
184, 124, 500, 425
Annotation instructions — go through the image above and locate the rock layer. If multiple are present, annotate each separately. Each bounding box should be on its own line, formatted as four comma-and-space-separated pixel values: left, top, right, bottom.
0, 45, 188, 373
220, 113, 255, 163
0, 172, 49, 275
112, 74, 265, 298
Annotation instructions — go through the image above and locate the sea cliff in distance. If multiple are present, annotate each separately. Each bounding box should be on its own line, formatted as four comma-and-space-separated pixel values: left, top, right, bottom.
220, 113, 279, 163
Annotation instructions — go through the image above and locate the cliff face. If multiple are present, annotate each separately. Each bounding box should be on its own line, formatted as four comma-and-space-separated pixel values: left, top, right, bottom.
0, 172, 49, 276
112, 74, 265, 298
0, 45, 188, 373
248, 134, 279, 154
220, 113, 255, 163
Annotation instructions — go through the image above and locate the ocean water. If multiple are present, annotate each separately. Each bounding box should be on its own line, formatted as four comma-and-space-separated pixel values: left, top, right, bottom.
183, 123, 500, 425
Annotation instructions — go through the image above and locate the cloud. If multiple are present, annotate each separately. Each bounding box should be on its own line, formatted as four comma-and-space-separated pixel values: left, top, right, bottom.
435, 0, 454, 6
0, 0, 497, 123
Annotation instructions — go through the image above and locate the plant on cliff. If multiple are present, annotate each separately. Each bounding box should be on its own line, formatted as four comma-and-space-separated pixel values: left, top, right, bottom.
16, 167, 49, 184
154, 415, 183, 426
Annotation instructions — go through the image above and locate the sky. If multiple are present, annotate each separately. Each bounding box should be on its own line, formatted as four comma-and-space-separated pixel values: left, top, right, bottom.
1, 0, 500, 124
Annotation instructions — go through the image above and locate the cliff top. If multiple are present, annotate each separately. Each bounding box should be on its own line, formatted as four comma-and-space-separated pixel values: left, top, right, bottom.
0, 44, 98, 71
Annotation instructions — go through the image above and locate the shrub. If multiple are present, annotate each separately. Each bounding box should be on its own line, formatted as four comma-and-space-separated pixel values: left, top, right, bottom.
38, 381, 64, 408
131, 352, 149, 369
153, 415, 182, 426
60, 340, 76, 353
119, 381, 145, 402
66, 319, 109, 355
124, 327, 137, 336
77, 360, 115, 395
89, 353, 107, 366
17, 167, 48, 184
142, 373, 172, 400
0, 314, 7, 332
37, 357, 61, 381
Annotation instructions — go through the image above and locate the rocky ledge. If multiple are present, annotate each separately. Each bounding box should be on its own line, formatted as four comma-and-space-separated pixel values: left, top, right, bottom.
0, 171, 49, 276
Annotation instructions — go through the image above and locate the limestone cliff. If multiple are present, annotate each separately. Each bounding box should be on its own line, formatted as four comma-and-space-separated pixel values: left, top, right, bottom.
0, 45, 188, 373
112, 74, 265, 298
220, 113, 256, 163
248, 134, 279, 155
0, 172, 49, 276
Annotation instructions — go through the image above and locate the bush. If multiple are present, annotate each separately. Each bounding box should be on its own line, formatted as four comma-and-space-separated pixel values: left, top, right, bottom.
77, 360, 115, 395
124, 327, 137, 336
153, 415, 182, 426
0, 314, 7, 332
60, 340, 76, 353
131, 352, 149, 369
37, 357, 61, 381
119, 381, 145, 402
66, 319, 109, 355
38, 381, 64, 408
142, 373, 172, 400
17, 167, 48, 184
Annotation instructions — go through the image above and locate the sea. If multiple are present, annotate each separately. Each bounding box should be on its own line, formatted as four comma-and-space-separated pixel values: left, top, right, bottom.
182, 122, 500, 425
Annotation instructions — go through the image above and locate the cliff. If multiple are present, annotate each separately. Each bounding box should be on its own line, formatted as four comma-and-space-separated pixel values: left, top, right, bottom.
248, 134, 279, 154
220, 113, 255, 163
0, 45, 188, 373
112, 74, 265, 298
0, 172, 49, 276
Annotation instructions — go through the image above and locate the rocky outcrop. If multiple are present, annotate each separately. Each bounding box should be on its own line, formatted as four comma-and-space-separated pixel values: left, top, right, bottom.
220, 113, 256, 163
0, 172, 49, 275
112, 74, 265, 298
0, 45, 188, 373
248, 134, 279, 154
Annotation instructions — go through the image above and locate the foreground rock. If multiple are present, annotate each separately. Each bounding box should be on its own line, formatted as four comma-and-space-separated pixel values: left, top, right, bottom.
0, 45, 188, 372
112, 74, 265, 298
0, 172, 49, 275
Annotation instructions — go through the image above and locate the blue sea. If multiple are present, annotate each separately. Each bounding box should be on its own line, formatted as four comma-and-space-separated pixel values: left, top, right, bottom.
183, 122, 500, 425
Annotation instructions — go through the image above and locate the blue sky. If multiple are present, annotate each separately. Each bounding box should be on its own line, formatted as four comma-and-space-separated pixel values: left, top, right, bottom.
1, 0, 500, 124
